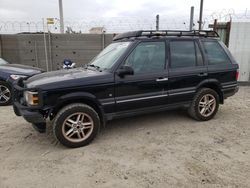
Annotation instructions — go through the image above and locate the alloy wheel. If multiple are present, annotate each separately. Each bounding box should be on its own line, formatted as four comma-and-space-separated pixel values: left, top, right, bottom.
198, 94, 216, 117
62, 112, 94, 143
0, 85, 11, 104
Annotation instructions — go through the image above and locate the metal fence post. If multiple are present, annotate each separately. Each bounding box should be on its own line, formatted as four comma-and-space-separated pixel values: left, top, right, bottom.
34, 41, 39, 68
102, 32, 105, 49
198, 0, 204, 31
0, 35, 2, 57
43, 18, 49, 71
156, 15, 159, 31
189, 6, 194, 31
48, 32, 53, 71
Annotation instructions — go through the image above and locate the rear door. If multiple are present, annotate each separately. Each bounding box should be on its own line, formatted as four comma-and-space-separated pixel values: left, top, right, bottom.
168, 39, 207, 104
115, 40, 168, 112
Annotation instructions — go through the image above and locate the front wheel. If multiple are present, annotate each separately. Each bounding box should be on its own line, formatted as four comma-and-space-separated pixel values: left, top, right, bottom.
0, 81, 12, 106
188, 88, 219, 121
53, 103, 100, 148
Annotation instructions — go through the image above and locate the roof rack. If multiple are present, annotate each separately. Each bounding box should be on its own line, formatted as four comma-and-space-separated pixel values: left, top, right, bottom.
113, 30, 219, 41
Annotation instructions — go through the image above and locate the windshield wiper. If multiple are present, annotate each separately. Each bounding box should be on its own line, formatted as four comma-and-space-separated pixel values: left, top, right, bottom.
85, 64, 102, 71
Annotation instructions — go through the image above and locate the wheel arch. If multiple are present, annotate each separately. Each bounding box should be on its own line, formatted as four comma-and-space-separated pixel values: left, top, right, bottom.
0, 79, 9, 84
196, 79, 224, 104
51, 92, 106, 126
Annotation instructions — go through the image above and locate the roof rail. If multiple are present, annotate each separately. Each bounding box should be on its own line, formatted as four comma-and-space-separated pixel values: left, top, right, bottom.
113, 30, 220, 41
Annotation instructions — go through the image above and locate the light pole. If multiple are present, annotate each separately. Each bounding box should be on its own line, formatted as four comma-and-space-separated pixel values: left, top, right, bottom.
59, 0, 64, 33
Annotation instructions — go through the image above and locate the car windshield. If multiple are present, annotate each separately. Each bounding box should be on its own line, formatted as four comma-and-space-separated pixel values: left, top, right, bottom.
89, 42, 131, 70
0, 58, 9, 65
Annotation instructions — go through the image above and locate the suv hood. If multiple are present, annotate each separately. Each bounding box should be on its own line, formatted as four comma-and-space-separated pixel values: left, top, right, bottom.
25, 68, 113, 90
0, 64, 43, 76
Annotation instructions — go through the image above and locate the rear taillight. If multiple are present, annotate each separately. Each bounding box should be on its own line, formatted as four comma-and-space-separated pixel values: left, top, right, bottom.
236, 69, 239, 81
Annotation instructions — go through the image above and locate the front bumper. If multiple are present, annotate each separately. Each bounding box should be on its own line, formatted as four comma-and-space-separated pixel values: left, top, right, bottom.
13, 102, 45, 124
12, 79, 49, 133
13, 102, 46, 133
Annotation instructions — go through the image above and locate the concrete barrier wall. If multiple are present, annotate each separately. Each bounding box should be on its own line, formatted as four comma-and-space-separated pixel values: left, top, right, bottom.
0, 33, 113, 71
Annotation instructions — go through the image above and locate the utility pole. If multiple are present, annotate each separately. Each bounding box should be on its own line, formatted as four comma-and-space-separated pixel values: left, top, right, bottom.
198, 0, 204, 30
59, 0, 64, 33
156, 14, 159, 31
189, 6, 194, 31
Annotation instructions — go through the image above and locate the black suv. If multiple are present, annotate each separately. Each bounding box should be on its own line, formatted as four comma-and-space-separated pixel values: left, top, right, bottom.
13, 30, 239, 148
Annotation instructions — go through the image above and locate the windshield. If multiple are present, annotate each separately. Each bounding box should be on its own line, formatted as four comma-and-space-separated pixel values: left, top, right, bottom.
0, 58, 9, 65
89, 42, 131, 70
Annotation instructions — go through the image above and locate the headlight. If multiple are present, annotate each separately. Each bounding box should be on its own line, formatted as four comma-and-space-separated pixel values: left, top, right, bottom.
10, 74, 27, 80
24, 91, 39, 106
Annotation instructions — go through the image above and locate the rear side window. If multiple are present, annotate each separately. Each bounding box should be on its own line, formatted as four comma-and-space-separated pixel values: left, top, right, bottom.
170, 41, 197, 68
202, 41, 231, 65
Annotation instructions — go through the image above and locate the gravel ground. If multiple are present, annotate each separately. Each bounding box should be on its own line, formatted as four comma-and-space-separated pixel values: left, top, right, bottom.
0, 86, 250, 188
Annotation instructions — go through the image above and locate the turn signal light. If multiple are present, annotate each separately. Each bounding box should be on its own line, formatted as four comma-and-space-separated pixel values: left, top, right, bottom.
24, 91, 39, 106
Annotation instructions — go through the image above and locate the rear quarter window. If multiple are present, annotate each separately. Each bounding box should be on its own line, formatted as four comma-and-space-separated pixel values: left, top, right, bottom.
202, 41, 231, 65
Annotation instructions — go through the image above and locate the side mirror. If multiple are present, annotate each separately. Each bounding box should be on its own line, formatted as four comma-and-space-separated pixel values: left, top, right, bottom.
117, 65, 134, 77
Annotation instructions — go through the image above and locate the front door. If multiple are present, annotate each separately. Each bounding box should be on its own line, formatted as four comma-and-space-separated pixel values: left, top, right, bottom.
115, 41, 168, 112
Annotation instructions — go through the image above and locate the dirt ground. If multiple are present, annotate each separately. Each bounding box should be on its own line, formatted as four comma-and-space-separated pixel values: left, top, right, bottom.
0, 87, 250, 188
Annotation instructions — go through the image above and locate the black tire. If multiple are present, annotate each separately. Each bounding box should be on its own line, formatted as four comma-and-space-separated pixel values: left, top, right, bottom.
0, 81, 12, 106
53, 103, 100, 148
188, 88, 219, 121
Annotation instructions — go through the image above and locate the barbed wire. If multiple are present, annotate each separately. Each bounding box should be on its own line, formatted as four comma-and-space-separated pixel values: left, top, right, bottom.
210, 8, 250, 21
0, 9, 249, 34
0, 18, 189, 34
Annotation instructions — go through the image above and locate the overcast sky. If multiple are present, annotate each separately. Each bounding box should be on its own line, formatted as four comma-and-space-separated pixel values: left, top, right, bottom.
0, 0, 249, 20
0, 0, 249, 33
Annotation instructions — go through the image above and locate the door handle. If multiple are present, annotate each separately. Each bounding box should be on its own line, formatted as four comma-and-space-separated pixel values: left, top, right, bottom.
156, 77, 168, 82
198, 72, 208, 77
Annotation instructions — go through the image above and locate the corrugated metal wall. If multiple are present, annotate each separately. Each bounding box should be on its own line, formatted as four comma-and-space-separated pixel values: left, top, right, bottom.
229, 22, 250, 82
0, 33, 113, 71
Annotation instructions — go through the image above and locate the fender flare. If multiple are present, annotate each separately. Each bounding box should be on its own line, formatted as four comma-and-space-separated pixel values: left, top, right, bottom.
196, 78, 224, 103
52, 92, 106, 125
196, 79, 222, 91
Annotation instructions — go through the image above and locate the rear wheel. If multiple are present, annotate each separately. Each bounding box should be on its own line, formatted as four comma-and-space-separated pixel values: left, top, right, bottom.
188, 88, 219, 121
53, 103, 100, 148
0, 81, 12, 106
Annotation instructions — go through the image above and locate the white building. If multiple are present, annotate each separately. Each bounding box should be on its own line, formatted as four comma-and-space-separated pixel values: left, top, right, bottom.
228, 22, 250, 82
209, 21, 250, 82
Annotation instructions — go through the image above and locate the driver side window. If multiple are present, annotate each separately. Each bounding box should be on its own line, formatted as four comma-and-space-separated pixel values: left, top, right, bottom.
124, 42, 166, 74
